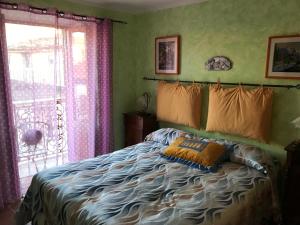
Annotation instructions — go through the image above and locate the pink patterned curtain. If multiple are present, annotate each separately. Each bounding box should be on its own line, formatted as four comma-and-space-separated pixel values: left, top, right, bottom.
0, 4, 114, 194
0, 14, 21, 209
63, 18, 98, 162
95, 19, 113, 156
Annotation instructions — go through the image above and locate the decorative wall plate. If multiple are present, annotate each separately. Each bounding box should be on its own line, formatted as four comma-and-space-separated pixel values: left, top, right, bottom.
205, 56, 232, 71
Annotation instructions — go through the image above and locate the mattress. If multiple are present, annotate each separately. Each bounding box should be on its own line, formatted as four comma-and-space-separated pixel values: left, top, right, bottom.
16, 140, 279, 225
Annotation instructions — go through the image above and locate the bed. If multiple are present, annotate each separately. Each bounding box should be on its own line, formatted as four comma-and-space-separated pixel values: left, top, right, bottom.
16, 129, 280, 225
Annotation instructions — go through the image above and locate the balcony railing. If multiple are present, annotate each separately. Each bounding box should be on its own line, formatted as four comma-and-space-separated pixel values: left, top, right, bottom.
13, 98, 68, 194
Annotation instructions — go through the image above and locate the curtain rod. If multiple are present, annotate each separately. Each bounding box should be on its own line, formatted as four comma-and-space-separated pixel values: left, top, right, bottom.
143, 76, 300, 89
0, 1, 127, 24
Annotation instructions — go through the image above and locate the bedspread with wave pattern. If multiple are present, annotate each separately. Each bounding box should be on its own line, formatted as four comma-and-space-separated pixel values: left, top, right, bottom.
16, 141, 278, 225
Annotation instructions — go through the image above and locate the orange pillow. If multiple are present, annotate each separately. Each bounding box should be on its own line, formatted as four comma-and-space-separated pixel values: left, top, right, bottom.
206, 85, 273, 142
157, 81, 201, 129
161, 137, 226, 172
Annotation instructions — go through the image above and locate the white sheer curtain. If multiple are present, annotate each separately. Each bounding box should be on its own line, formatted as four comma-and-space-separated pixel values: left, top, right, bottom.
1, 5, 98, 193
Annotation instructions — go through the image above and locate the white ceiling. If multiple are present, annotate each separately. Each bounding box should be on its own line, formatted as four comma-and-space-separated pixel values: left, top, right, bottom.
68, 0, 208, 13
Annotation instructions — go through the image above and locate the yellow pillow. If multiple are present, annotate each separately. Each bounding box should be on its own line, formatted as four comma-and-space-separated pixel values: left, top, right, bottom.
206, 85, 273, 143
161, 137, 226, 172
157, 81, 202, 129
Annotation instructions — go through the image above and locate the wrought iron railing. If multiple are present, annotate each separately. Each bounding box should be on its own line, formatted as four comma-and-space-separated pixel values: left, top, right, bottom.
13, 98, 68, 175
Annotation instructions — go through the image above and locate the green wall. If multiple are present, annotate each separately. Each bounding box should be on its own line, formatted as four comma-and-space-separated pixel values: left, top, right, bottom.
12, 0, 136, 149
133, 0, 300, 162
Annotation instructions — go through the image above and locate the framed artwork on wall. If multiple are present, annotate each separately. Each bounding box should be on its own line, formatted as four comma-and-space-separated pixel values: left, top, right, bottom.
266, 35, 300, 80
155, 35, 180, 75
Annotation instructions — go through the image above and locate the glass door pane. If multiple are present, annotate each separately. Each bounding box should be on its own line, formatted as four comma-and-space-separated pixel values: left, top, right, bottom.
5, 23, 68, 195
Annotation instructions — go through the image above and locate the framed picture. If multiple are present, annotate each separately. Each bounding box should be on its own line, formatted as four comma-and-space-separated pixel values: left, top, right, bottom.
266, 35, 300, 79
155, 35, 180, 75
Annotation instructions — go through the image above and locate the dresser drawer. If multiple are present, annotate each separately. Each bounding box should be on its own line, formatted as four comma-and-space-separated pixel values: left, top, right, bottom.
123, 112, 157, 147
125, 128, 143, 147
284, 140, 300, 225
124, 114, 143, 129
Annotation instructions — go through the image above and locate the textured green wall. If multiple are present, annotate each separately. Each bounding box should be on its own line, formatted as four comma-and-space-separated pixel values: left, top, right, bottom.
134, 0, 300, 162
12, 0, 136, 149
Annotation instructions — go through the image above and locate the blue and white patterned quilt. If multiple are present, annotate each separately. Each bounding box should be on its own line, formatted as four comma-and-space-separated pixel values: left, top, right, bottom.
16, 140, 279, 225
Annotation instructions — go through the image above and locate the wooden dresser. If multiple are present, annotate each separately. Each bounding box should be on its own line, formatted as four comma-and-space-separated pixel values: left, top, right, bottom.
284, 140, 300, 225
123, 112, 158, 147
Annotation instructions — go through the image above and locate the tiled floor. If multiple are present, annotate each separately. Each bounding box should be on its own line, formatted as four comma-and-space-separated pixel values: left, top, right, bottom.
0, 202, 20, 225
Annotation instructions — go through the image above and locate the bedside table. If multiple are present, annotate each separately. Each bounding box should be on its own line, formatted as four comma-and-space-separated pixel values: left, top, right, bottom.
123, 112, 158, 147
283, 140, 300, 225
